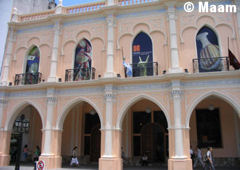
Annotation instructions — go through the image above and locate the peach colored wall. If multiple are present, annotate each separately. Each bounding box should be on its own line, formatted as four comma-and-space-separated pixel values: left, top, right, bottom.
9, 28, 53, 83
177, 11, 240, 72
190, 97, 239, 157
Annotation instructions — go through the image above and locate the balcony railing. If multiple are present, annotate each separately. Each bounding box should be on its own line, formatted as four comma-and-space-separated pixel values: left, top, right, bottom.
192, 57, 230, 73
65, 67, 96, 82
124, 62, 158, 77
118, 0, 156, 6
66, 1, 105, 14
14, 72, 42, 85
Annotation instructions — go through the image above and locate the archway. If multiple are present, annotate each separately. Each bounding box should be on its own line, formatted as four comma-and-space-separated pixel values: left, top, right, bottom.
189, 95, 240, 168
9, 105, 42, 166
121, 99, 168, 168
61, 101, 101, 168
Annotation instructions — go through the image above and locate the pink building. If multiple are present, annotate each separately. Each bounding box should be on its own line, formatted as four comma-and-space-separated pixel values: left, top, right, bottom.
0, 0, 240, 170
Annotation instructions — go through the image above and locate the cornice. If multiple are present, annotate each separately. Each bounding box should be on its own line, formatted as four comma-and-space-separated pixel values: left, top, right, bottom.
0, 70, 239, 92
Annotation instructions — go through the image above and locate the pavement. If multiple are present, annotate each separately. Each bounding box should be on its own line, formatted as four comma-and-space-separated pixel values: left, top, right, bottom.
0, 166, 239, 170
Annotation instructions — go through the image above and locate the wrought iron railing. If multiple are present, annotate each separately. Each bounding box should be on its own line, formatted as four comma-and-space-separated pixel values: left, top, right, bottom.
65, 67, 96, 82
124, 62, 158, 77
14, 72, 42, 85
192, 57, 230, 73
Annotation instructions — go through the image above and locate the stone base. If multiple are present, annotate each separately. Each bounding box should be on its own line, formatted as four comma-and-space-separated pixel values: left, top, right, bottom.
39, 155, 62, 169
0, 154, 10, 166
99, 157, 122, 170
168, 158, 192, 170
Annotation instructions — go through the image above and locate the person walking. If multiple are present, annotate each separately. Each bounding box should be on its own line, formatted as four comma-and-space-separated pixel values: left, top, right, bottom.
70, 146, 79, 167
194, 146, 204, 169
190, 146, 195, 165
206, 147, 215, 170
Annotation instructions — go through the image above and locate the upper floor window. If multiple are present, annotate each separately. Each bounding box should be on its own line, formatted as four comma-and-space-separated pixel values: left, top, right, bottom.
196, 26, 223, 72
26, 46, 40, 74
132, 32, 154, 77
74, 39, 92, 80
14, 46, 42, 85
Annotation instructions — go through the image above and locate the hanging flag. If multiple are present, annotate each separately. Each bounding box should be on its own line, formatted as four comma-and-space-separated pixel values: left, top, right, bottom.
123, 60, 132, 77
228, 49, 240, 70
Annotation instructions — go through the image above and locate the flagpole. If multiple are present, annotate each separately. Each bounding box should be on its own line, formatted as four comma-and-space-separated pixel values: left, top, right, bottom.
228, 37, 229, 50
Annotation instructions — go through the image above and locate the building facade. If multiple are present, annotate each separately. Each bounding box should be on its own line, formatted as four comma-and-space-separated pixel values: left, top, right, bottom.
0, 0, 240, 170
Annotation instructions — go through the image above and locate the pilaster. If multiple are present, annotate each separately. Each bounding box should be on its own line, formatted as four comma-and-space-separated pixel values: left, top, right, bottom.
48, 20, 62, 82
166, 4, 183, 73
1, 26, 16, 86
42, 88, 57, 155
0, 130, 11, 166
104, 15, 116, 77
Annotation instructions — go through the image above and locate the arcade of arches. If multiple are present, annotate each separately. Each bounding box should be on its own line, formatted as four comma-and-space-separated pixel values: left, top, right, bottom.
0, 92, 239, 170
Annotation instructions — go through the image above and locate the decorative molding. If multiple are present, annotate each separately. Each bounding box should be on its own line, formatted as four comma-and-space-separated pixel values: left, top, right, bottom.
171, 89, 183, 98
106, 14, 116, 27
47, 97, 57, 104
0, 99, 8, 105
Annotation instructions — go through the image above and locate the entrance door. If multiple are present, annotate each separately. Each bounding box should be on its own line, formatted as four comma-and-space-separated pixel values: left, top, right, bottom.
141, 123, 165, 162
90, 125, 100, 162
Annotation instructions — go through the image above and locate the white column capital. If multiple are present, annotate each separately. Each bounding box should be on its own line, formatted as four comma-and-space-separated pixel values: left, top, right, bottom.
106, 14, 116, 27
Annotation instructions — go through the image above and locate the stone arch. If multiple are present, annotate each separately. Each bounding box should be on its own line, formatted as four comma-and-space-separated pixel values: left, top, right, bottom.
76, 30, 91, 43
185, 91, 240, 128
116, 94, 171, 129
56, 97, 103, 130
5, 101, 44, 131
133, 23, 150, 34
27, 37, 40, 47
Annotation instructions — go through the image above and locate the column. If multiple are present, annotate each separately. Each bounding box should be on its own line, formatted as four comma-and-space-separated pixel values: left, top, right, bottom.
99, 85, 122, 170
40, 88, 61, 169
167, 4, 183, 73
48, 21, 61, 82
234, 112, 240, 156
104, 15, 116, 78
0, 94, 10, 166
0, 92, 7, 129
1, 26, 15, 86
168, 80, 192, 170
0, 130, 11, 166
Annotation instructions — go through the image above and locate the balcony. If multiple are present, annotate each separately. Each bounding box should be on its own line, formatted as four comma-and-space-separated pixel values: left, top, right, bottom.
14, 72, 42, 85
65, 68, 96, 82
124, 62, 158, 77
192, 57, 230, 73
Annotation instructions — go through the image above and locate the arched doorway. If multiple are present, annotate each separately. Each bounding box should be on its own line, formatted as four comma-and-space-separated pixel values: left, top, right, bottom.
9, 105, 42, 165
121, 99, 168, 168
61, 101, 101, 168
189, 95, 240, 168
141, 123, 166, 162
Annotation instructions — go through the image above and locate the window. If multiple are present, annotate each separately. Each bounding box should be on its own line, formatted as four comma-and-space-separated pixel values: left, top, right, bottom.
132, 32, 153, 77
74, 39, 92, 80
196, 26, 222, 72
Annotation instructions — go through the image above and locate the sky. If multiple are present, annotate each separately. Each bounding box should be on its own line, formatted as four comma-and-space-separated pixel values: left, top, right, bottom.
55, 0, 100, 6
